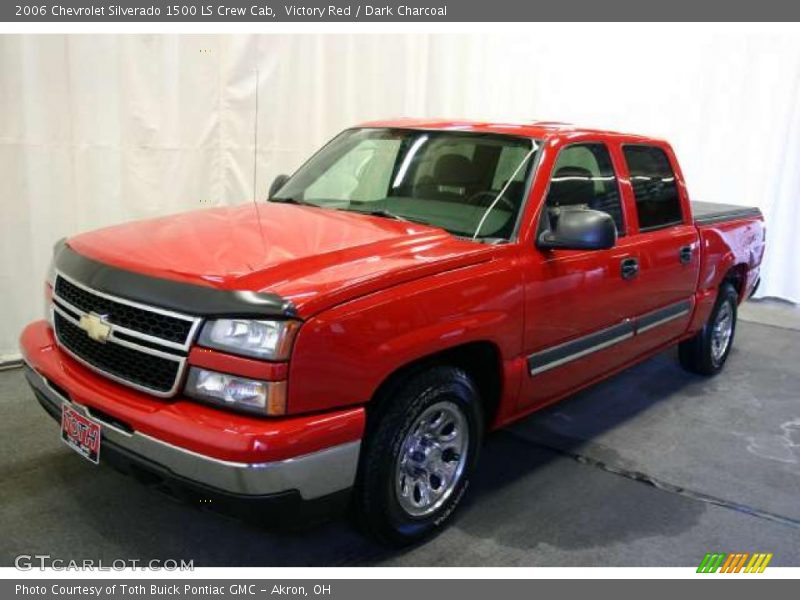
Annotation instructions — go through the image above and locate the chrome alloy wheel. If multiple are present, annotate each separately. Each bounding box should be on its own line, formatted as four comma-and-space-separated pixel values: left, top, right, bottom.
711, 300, 734, 364
394, 401, 469, 518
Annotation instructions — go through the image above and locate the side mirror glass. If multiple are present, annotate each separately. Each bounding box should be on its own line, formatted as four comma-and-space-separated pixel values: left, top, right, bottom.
537, 207, 617, 251
268, 174, 291, 200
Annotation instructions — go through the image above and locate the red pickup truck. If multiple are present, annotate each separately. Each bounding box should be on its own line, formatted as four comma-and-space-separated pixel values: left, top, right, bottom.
21, 119, 765, 544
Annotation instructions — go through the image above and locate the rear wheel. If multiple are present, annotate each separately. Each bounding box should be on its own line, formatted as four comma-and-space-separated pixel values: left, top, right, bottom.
679, 283, 738, 375
355, 366, 483, 546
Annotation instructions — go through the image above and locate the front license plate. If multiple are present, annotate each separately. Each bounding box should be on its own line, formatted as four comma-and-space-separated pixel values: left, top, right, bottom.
61, 404, 101, 464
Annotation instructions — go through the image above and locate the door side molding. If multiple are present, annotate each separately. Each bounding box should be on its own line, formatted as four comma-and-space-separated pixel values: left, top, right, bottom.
527, 299, 692, 376
636, 300, 691, 334
527, 319, 635, 376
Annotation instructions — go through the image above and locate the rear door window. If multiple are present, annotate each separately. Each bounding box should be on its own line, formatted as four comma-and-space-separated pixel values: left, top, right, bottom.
622, 145, 684, 231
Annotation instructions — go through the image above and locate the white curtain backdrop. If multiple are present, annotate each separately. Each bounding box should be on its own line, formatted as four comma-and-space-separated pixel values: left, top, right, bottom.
2, 31, 799, 360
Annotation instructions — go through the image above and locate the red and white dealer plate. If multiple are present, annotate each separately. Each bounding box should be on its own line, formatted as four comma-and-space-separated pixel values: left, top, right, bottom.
61, 404, 101, 464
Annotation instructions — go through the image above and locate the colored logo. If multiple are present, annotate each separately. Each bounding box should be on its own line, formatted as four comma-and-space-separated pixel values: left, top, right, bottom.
697, 552, 773, 573
78, 312, 112, 343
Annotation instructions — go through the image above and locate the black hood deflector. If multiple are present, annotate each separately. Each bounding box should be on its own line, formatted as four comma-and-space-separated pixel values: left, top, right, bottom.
54, 242, 297, 319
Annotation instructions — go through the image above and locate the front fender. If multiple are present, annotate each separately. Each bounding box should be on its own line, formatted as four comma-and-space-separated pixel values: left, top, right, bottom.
286, 256, 524, 415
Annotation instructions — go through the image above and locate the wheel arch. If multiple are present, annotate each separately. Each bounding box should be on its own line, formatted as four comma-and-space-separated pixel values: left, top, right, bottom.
366, 341, 504, 432
722, 263, 749, 303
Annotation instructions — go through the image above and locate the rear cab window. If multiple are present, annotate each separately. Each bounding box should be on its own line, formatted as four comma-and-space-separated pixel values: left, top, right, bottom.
622, 145, 684, 232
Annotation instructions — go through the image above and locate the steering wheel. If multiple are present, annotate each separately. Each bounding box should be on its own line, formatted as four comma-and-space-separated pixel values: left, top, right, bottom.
466, 190, 516, 213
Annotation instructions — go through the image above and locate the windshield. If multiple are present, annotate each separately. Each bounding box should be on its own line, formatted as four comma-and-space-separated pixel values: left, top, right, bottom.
272, 128, 539, 240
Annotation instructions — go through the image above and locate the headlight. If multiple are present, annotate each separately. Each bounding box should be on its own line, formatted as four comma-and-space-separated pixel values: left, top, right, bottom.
185, 368, 287, 415
197, 319, 299, 360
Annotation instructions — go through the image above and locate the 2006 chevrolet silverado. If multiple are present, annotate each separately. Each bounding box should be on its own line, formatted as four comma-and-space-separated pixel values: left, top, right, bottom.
21, 119, 765, 544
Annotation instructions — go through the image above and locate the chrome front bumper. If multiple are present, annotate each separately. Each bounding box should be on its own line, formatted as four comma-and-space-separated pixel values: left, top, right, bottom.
25, 364, 360, 501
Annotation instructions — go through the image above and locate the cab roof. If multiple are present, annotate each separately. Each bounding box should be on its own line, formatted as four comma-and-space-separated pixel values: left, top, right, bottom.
356, 118, 658, 144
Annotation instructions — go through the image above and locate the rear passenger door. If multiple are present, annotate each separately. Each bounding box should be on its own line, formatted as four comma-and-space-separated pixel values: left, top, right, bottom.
618, 143, 700, 352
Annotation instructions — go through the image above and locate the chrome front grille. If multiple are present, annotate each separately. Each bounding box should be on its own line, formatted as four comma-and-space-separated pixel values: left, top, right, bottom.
51, 272, 202, 397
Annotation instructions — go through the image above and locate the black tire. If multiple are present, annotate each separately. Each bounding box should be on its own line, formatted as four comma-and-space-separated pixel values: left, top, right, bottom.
354, 366, 484, 546
679, 283, 738, 375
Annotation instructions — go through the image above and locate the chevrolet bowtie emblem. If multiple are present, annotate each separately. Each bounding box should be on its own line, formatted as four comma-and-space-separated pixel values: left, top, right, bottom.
78, 313, 112, 343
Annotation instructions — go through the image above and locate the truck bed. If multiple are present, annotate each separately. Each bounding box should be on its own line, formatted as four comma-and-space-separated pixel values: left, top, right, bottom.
691, 201, 762, 225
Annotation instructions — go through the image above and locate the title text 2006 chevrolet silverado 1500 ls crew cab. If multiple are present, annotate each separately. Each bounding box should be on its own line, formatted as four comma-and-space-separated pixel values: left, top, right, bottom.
21, 119, 765, 544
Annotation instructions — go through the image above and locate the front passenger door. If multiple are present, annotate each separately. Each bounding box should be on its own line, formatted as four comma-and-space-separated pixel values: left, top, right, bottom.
519, 142, 647, 410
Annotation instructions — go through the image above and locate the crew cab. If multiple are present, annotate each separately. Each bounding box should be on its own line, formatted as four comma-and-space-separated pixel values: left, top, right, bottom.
20, 119, 765, 544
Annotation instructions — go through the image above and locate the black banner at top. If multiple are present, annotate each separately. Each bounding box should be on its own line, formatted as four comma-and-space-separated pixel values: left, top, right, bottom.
5, 0, 800, 22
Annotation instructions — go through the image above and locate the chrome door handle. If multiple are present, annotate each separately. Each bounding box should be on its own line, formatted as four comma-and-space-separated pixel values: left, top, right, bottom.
621, 257, 639, 280
679, 245, 693, 265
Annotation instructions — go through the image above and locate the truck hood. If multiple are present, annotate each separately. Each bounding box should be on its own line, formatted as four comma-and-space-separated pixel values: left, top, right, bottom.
67, 203, 494, 316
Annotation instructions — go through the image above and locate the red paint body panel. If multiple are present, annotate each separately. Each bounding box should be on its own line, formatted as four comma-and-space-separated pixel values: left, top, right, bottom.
20, 321, 364, 463
68, 203, 493, 319
686, 218, 764, 330
356, 118, 654, 142
22, 120, 765, 460
288, 246, 525, 415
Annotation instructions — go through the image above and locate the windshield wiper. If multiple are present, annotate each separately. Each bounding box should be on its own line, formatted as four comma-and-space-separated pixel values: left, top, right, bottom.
273, 200, 428, 227
358, 208, 411, 222
360, 209, 445, 229
270, 197, 311, 206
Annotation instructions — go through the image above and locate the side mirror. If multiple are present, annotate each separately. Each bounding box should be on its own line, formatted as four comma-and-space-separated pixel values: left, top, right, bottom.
268, 174, 290, 200
537, 208, 617, 251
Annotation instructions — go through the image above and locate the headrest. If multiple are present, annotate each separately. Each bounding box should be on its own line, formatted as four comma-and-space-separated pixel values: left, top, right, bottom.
433, 154, 475, 183
549, 166, 595, 206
